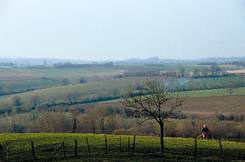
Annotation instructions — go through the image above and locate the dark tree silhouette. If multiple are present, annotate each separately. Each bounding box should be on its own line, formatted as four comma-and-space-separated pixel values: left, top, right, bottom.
123, 80, 182, 154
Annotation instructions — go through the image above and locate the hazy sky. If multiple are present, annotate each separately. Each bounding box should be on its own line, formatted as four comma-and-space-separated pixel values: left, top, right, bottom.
0, 0, 244, 60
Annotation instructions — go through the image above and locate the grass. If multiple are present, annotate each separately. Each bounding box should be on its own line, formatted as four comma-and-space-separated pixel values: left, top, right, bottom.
0, 133, 244, 161
0, 67, 125, 95
0, 79, 59, 94
0, 76, 164, 108
0, 74, 244, 108
0, 67, 124, 81
0, 66, 244, 115
180, 87, 245, 97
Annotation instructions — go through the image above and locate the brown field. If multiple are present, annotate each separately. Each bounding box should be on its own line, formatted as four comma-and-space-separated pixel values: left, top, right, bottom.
180, 96, 245, 118
226, 69, 245, 74
0, 72, 37, 80
88, 96, 245, 119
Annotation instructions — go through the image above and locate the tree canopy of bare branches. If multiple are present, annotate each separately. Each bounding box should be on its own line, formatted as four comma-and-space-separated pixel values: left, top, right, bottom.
123, 80, 182, 154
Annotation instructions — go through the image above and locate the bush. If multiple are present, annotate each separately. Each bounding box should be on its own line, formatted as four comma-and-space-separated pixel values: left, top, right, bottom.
11, 124, 26, 133
217, 113, 244, 122
79, 78, 87, 83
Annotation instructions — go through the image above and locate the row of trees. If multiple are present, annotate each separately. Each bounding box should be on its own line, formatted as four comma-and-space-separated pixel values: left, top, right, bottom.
2, 111, 245, 138
122, 65, 228, 78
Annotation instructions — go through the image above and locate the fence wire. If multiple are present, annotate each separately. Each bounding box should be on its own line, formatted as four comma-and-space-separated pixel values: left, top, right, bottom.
0, 135, 244, 162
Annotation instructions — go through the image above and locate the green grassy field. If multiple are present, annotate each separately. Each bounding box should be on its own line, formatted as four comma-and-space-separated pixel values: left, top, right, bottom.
0, 67, 124, 81
0, 67, 125, 95
0, 75, 244, 110
0, 133, 244, 162
180, 87, 245, 97
0, 76, 164, 108
0, 65, 244, 97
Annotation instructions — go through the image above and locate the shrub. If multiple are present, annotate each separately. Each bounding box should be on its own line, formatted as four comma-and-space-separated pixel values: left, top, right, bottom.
11, 124, 26, 133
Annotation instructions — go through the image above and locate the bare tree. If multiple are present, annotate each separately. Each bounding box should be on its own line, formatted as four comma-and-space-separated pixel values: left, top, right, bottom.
226, 80, 237, 96
12, 96, 23, 113
70, 109, 80, 133
82, 107, 109, 134
61, 78, 70, 85
31, 96, 41, 109
209, 65, 223, 76
66, 91, 80, 104
97, 108, 107, 134
123, 80, 182, 154
178, 66, 186, 77
83, 107, 98, 133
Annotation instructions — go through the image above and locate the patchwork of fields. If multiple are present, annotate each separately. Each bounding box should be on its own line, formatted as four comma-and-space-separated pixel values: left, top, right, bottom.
0, 75, 244, 113
0, 64, 245, 161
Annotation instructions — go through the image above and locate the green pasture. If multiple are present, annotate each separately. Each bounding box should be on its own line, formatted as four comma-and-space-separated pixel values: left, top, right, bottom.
0, 133, 244, 161
0, 76, 244, 112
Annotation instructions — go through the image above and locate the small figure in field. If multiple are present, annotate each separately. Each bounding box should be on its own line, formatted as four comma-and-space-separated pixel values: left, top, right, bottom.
199, 124, 210, 139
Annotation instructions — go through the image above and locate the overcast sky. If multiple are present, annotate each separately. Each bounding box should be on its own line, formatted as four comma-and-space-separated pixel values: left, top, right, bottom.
0, 0, 244, 61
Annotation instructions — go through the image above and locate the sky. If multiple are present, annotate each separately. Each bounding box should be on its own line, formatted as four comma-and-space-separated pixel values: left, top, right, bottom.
0, 0, 244, 61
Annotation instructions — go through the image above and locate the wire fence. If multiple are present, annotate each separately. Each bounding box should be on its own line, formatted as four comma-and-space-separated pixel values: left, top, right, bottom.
0, 135, 244, 162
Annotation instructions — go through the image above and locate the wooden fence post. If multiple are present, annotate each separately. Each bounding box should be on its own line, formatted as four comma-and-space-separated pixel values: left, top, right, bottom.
104, 135, 108, 154
119, 136, 122, 152
62, 141, 66, 158
238, 151, 241, 160
127, 137, 130, 154
194, 136, 197, 161
5, 142, 9, 162
132, 135, 136, 154
86, 137, 91, 153
218, 138, 225, 162
0, 144, 3, 160
74, 140, 78, 157
31, 140, 36, 160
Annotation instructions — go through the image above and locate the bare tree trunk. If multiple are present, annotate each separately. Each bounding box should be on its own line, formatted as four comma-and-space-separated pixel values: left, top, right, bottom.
101, 119, 105, 134
159, 121, 164, 154
92, 123, 96, 134
72, 118, 77, 133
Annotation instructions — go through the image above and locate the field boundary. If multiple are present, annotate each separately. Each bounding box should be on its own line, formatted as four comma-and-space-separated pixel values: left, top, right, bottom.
0, 135, 244, 162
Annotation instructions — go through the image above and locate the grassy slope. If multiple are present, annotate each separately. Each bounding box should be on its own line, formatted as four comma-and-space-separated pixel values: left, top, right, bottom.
0, 75, 244, 110
0, 67, 124, 81
0, 67, 125, 95
0, 133, 244, 161
0, 77, 163, 107
180, 87, 245, 97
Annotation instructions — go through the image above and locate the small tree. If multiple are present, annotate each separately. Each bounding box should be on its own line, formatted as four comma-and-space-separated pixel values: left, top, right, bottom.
31, 96, 41, 109
97, 108, 107, 134
123, 80, 182, 154
66, 91, 80, 104
226, 80, 237, 96
12, 96, 23, 113
70, 109, 80, 133
178, 66, 186, 77
83, 107, 98, 133
61, 78, 70, 85
83, 107, 110, 134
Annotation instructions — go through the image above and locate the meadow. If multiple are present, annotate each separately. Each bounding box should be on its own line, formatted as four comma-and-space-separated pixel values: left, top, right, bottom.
0, 133, 245, 162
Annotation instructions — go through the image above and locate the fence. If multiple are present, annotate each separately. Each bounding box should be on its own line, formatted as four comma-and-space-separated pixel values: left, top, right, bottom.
0, 135, 244, 162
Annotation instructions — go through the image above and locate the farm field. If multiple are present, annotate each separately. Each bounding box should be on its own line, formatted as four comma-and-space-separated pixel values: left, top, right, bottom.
0, 67, 124, 81
0, 67, 126, 95
0, 75, 244, 111
0, 63, 244, 162
0, 64, 244, 96
97, 95, 245, 118
0, 133, 245, 162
